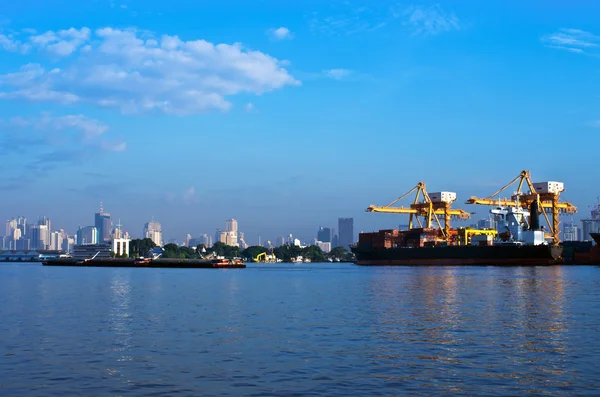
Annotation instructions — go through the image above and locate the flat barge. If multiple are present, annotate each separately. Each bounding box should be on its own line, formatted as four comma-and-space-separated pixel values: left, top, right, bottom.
42, 258, 245, 268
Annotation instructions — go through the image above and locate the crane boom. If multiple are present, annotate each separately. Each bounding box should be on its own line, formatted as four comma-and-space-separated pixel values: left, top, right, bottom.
365, 182, 471, 238
465, 170, 577, 245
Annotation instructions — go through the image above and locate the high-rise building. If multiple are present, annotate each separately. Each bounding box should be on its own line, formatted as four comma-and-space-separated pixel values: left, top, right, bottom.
239, 232, 248, 250
29, 224, 49, 250
50, 231, 63, 251
317, 227, 332, 243
562, 222, 578, 242
338, 218, 354, 249
5, 218, 17, 237
222, 218, 239, 247
582, 203, 600, 241
144, 220, 163, 246
332, 234, 339, 248
76, 226, 98, 245
95, 203, 112, 244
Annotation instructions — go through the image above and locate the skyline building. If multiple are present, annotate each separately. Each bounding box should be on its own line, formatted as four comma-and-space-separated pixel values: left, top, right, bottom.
144, 220, 163, 246
581, 203, 600, 241
76, 226, 98, 245
317, 227, 333, 243
338, 218, 354, 249
95, 203, 112, 244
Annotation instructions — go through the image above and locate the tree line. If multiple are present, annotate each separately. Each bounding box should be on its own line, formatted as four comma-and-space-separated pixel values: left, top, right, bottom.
126, 238, 352, 262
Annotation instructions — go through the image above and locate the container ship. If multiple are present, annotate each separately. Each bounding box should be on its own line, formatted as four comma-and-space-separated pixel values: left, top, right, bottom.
351, 170, 577, 266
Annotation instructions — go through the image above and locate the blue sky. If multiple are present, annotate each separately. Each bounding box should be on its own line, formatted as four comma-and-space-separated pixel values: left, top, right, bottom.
1, 0, 599, 244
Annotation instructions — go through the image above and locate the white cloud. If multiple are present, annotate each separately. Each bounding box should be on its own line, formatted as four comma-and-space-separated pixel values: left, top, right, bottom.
403, 4, 461, 36
245, 103, 254, 112
589, 120, 600, 128
0, 32, 28, 52
267, 27, 293, 40
2, 113, 125, 152
324, 68, 352, 80
308, 4, 395, 36
542, 28, 600, 55
182, 186, 199, 205
0, 27, 300, 115
29, 27, 91, 56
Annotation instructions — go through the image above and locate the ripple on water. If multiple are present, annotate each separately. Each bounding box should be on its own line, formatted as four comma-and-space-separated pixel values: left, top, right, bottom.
1, 263, 600, 396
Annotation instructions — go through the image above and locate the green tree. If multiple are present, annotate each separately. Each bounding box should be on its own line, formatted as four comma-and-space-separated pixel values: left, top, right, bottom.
301, 245, 325, 261
208, 242, 241, 259
273, 244, 302, 262
242, 246, 268, 261
129, 238, 157, 258
329, 246, 353, 261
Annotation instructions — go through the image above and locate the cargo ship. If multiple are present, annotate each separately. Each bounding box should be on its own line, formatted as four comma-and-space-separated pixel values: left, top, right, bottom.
563, 233, 600, 265
352, 202, 563, 266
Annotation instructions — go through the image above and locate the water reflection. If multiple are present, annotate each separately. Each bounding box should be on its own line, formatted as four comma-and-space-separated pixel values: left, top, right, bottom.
364, 266, 574, 394
108, 271, 133, 379
2, 263, 599, 396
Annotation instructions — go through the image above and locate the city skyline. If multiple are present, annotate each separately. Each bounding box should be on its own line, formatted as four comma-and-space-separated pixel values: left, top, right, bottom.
0, 1, 599, 241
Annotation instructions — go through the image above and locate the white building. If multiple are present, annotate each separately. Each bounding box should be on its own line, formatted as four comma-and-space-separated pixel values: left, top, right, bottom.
317, 241, 331, 253
144, 221, 163, 246
112, 238, 130, 257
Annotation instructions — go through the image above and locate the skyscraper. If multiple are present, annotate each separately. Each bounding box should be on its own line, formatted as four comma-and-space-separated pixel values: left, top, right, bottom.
338, 218, 354, 249
95, 203, 112, 244
76, 226, 98, 245
222, 218, 239, 247
144, 220, 163, 246
317, 227, 332, 243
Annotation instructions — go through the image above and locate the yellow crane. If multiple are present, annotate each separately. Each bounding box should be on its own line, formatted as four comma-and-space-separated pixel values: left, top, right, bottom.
366, 182, 471, 238
465, 170, 577, 245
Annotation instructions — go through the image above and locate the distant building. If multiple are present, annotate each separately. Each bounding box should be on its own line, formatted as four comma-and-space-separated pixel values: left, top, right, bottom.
562, 222, 578, 242
338, 218, 354, 249
76, 226, 99, 245
317, 241, 331, 253
144, 220, 163, 246
332, 234, 339, 248
223, 218, 239, 247
581, 204, 600, 241
477, 218, 496, 230
317, 227, 332, 243
112, 237, 130, 257
239, 232, 248, 250
95, 204, 112, 244
29, 224, 49, 250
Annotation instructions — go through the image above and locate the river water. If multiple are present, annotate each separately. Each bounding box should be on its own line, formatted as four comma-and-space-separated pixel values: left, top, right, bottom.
1, 262, 600, 396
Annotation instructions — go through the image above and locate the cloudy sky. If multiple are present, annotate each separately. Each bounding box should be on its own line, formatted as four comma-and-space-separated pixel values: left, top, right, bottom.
1, 0, 599, 244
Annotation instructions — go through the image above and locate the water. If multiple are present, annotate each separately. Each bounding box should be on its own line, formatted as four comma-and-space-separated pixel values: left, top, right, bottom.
1, 263, 600, 396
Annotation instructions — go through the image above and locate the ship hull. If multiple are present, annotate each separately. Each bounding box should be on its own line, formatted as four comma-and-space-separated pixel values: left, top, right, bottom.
351, 245, 563, 266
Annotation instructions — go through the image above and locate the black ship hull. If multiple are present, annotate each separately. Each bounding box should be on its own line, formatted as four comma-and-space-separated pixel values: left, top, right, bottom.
351, 244, 563, 266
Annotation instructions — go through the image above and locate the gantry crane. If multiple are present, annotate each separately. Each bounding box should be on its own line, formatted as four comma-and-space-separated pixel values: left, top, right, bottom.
465, 170, 577, 245
366, 182, 471, 238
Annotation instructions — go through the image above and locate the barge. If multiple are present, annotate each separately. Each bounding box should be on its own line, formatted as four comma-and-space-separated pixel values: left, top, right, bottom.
42, 257, 245, 268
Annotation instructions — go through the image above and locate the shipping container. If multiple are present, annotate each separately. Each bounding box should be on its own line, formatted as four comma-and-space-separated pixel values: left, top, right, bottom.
533, 181, 564, 194
429, 191, 457, 203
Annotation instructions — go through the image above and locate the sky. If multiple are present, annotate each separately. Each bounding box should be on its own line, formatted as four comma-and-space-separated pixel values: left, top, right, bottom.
1, 0, 600, 244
